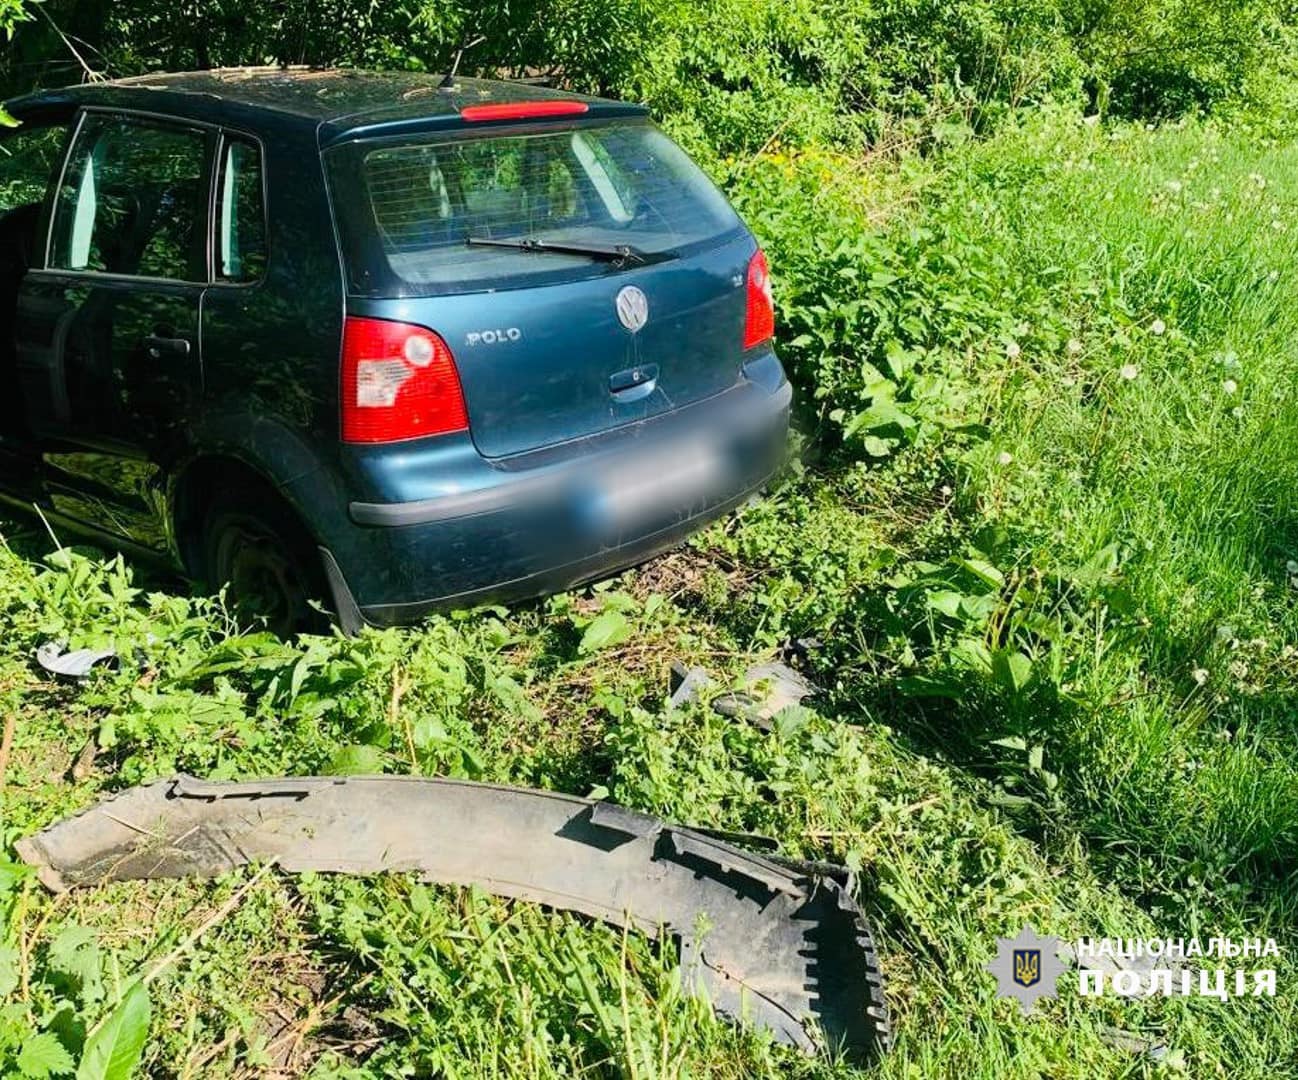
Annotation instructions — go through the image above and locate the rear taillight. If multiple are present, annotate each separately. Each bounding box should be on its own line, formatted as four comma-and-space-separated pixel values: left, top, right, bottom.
743, 248, 775, 349
341, 316, 468, 444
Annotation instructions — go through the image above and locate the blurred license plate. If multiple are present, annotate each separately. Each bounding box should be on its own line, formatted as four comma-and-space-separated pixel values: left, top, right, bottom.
597, 441, 722, 529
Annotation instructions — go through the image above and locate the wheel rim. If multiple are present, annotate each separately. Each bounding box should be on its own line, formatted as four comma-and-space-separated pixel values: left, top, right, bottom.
215, 521, 304, 634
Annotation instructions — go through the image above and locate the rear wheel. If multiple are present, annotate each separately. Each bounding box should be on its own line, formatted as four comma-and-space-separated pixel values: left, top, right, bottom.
202, 494, 323, 636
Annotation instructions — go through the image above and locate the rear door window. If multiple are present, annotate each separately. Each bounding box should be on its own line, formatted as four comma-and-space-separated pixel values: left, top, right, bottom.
50, 113, 208, 281
327, 121, 741, 296
214, 135, 268, 282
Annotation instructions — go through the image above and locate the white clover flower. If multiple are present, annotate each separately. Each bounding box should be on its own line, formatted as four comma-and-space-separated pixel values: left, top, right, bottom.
1120, 363, 1140, 380
1192, 668, 1209, 685
1223, 379, 1238, 395
1150, 318, 1167, 336
996, 451, 1014, 465
1066, 338, 1083, 355
1006, 341, 1022, 359
1166, 180, 1183, 194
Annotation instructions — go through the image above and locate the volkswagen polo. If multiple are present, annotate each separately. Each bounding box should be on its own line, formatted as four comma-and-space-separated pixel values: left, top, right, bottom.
0, 68, 790, 631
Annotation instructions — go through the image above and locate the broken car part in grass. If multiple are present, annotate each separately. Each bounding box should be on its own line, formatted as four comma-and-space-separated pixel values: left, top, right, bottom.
668, 658, 817, 731
17, 774, 892, 1059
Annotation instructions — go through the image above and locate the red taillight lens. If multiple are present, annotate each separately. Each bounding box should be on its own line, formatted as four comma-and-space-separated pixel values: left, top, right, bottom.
743, 249, 775, 349
341, 316, 468, 444
460, 100, 590, 122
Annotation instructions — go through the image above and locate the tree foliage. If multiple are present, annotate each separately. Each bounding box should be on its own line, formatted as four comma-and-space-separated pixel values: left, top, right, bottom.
0, 0, 1293, 149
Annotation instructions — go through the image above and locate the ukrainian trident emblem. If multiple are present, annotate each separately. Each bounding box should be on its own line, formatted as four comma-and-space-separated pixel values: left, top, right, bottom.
1013, 948, 1041, 987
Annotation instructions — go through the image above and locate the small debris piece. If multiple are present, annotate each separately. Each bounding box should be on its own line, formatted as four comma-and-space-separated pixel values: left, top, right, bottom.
36, 642, 118, 680
1095, 1024, 1168, 1060
712, 661, 817, 731
668, 659, 818, 731
667, 660, 714, 709
69, 737, 97, 782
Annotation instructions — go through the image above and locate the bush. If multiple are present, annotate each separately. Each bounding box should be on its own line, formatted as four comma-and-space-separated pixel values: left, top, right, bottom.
1061, 0, 1291, 119
12, 0, 1293, 147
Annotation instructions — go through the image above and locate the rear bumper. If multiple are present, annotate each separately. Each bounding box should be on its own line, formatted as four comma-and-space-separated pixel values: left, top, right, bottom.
326, 376, 791, 627
354, 483, 760, 627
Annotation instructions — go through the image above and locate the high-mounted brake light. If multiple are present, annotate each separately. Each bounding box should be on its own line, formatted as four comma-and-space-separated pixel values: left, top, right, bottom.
341, 316, 468, 444
460, 100, 590, 122
743, 249, 775, 349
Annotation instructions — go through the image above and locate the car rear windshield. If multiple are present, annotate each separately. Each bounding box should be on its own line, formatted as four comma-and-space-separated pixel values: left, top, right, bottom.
325, 120, 742, 297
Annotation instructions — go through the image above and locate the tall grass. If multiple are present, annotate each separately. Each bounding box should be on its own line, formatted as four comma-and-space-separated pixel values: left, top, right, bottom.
954, 118, 1298, 920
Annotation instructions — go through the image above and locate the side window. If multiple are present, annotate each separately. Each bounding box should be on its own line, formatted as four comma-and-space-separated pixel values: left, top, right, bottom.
215, 136, 267, 282
50, 113, 207, 281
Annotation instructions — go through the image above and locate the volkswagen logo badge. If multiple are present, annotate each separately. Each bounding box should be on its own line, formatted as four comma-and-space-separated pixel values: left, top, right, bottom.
615, 285, 649, 333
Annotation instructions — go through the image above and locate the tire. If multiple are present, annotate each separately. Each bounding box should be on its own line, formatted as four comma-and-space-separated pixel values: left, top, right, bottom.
201, 491, 324, 636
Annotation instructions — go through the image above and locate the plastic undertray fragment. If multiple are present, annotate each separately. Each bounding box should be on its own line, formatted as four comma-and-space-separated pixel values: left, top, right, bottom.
17, 774, 891, 1058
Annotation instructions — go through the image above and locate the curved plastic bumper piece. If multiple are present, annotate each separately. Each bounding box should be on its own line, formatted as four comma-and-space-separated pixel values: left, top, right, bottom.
17, 774, 890, 1059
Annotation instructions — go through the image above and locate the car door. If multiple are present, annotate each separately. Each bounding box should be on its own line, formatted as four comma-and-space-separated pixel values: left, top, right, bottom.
14, 110, 211, 548
0, 114, 73, 499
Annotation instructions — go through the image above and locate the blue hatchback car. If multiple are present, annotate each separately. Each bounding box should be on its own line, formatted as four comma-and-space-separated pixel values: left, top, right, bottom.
0, 68, 790, 631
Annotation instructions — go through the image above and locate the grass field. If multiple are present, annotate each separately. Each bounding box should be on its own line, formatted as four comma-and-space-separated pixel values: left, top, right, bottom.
0, 111, 1295, 1077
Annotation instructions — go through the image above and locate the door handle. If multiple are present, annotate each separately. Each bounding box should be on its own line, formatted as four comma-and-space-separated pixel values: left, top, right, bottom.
609, 363, 658, 403
143, 334, 191, 359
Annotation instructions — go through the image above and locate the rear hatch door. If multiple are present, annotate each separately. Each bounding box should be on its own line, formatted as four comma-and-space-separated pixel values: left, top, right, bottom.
327, 118, 756, 459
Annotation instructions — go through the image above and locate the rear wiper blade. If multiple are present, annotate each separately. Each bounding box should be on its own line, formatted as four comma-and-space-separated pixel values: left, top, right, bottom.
466, 235, 665, 265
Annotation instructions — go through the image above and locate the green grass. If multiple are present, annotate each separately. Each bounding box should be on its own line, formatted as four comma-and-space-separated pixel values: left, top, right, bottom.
1, 111, 1296, 1077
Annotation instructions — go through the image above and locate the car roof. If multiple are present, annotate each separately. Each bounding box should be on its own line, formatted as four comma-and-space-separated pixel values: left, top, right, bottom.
5, 67, 648, 144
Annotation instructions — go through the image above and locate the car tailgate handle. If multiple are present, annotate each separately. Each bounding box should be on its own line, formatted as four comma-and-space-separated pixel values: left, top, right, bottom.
609, 363, 658, 402
143, 333, 191, 359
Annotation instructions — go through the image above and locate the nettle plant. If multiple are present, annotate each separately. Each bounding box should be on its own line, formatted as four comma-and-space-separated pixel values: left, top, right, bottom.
727, 151, 1040, 460
881, 537, 1137, 806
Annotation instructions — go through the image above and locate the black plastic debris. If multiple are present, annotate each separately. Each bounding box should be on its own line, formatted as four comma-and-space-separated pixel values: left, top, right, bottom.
17, 774, 891, 1059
